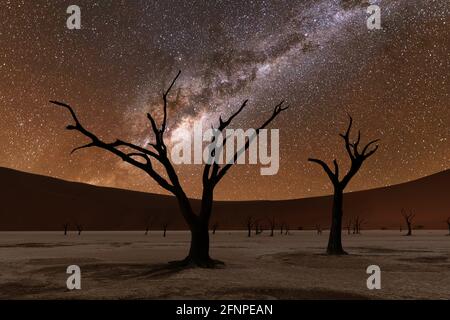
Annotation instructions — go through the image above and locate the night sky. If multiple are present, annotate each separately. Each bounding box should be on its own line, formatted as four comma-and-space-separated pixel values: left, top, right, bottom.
0, 0, 448, 200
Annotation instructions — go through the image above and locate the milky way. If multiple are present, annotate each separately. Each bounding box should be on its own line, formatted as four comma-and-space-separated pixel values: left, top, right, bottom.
0, 0, 448, 200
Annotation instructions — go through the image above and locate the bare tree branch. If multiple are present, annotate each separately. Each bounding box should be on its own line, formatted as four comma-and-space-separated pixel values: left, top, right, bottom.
49, 101, 175, 193
308, 158, 338, 184
214, 101, 288, 184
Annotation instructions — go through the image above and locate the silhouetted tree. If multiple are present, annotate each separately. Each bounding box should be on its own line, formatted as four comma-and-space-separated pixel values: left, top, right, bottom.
63, 223, 69, 236
308, 115, 379, 255
316, 224, 322, 235
267, 216, 276, 237
162, 222, 169, 238
50, 71, 287, 267
284, 223, 290, 235
75, 224, 83, 236
258, 225, 265, 235
447, 218, 450, 236
254, 221, 258, 235
401, 208, 415, 236
353, 216, 365, 234
345, 219, 352, 235
145, 215, 156, 235
254, 219, 263, 235
211, 222, 219, 235
246, 216, 254, 238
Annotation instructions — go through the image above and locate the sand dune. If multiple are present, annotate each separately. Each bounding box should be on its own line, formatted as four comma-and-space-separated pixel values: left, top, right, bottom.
0, 167, 449, 230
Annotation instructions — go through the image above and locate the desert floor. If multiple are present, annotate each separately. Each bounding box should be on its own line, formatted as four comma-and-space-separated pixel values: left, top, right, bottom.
0, 230, 449, 299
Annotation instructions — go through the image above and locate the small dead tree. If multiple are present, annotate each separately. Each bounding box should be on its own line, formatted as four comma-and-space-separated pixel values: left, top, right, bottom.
211, 222, 219, 235
246, 216, 254, 238
346, 219, 352, 235
267, 216, 276, 237
309, 115, 379, 255
254, 221, 259, 235
50, 71, 287, 267
316, 224, 322, 235
353, 216, 365, 234
254, 219, 263, 235
145, 215, 156, 235
75, 224, 83, 236
401, 209, 415, 236
63, 223, 69, 236
284, 223, 290, 235
162, 222, 169, 237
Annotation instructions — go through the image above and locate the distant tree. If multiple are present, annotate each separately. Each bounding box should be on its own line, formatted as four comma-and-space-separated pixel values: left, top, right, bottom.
211, 222, 219, 235
353, 216, 365, 234
254, 221, 259, 235
345, 219, 352, 235
245, 216, 254, 238
63, 223, 69, 236
51, 71, 288, 267
284, 223, 290, 235
401, 209, 415, 236
316, 224, 322, 235
162, 222, 169, 238
267, 216, 276, 237
145, 215, 156, 235
254, 219, 264, 235
309, 115, 379, 255
75, 224, 83, 236
255, 222, 264, 235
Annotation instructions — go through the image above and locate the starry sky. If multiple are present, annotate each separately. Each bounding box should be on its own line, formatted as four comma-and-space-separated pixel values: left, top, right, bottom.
0, 0, 448, 200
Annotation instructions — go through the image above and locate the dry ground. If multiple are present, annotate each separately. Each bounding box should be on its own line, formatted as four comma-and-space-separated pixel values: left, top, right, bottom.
0, 230, 449, 299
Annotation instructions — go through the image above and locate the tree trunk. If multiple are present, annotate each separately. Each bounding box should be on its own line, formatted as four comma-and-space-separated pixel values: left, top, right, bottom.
185, 222, 211, 266
175, 188, 222, 268
406, 223, 412, 236
327, 188, 347, 255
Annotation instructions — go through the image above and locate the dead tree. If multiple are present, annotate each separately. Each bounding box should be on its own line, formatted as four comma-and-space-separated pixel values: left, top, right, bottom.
63, 223, 69, 236
353, 216, 365, 234
308, 115, 379, 255
211, 222, 219, 235
357, 218, 365, 234
267, 216, 276, 237
345, 219, 352, 235
316, 224, 322, 235
162, 222, 169, 238
50, 71, 287, 267
246, 216, 254, 238
75, 224, 83, 236
284, 223, 290, 235
254, 221, 259, 235
258, 225, 265, 235
401, 209, 415, 236
145, 215, 156, 235
254, 220, 263, 235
